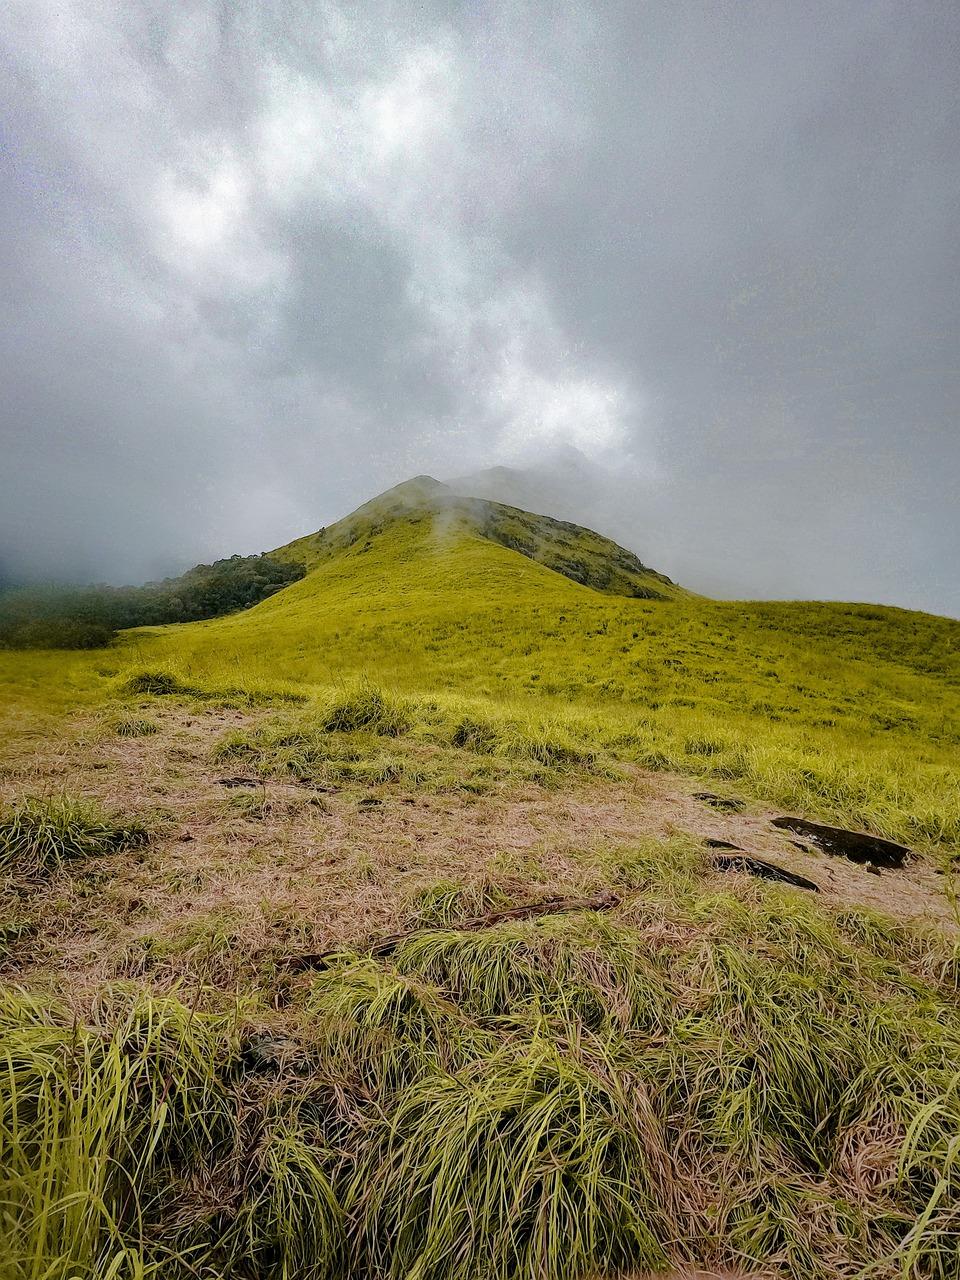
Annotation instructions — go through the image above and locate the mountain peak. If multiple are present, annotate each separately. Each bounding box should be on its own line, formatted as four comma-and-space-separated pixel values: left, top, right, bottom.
273, 475, 688, 601
378, 475, 447, 499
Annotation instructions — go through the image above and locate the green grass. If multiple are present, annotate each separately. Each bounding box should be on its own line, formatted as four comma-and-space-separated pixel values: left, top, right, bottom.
2, 509, 957, 844
4, 883, 960, 1280
271, 475, 686, 600
110, 714, 159, 737
0, 989, 236, 1280
316, 678, 412, 735
201, 681, 958, 847
209, 686, 610, 797
122, 670, 195, 696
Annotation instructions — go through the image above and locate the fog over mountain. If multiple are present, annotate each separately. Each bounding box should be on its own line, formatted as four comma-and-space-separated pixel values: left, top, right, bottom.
1, 2, 957, 614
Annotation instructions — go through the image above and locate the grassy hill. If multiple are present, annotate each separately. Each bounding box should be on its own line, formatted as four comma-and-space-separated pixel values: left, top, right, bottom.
2, 479, 960, 1280
107, 488, 960, 848
272, 476, 686, 599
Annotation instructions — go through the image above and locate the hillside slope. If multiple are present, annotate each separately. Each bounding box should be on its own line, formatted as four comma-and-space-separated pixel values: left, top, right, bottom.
116, 490, 960, 849
2, 477, 958, 848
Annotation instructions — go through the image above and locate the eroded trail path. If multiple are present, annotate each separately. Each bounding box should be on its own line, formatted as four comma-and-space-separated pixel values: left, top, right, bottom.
1, 702, 953, 1005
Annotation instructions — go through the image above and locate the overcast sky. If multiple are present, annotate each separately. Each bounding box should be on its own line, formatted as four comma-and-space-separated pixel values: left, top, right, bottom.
1, 1, 957, 614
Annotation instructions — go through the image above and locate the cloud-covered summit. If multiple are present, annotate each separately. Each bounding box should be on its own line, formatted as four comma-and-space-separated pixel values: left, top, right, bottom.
1, 2, 957, 614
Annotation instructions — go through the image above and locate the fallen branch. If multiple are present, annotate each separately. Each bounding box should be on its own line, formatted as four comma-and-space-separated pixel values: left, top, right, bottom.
280, 890, 622, 972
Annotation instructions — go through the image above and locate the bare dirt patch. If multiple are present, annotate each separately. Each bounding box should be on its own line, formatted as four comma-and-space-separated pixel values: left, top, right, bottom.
644, 775, 954, 930
2, 705, 955, 1006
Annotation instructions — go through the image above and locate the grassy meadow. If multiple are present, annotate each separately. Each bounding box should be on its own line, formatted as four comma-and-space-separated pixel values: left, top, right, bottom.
6, 510, 958, 849
1, 494, 960, 1279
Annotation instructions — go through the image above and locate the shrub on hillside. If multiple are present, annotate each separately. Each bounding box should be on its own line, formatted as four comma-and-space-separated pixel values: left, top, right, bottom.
112, 715, 160, 737
0, 618, 115, 649
449, 715, 501, 754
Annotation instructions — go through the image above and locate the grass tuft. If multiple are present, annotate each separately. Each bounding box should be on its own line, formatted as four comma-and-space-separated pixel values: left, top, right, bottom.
318, 680, 411, 736
407, 877, 510, 928
347, 1035, 670, 1280
0, 989, 234, 1280
0, 796, 150, 878
112, 714, 160, 737
123, 669, 192, 696
4, 901, 960, 1278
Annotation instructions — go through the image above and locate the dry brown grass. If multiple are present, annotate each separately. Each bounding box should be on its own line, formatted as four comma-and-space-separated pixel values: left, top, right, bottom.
2, 703, 955, 1013
624, 1272, 771, 1280
4, 701, 960, 1280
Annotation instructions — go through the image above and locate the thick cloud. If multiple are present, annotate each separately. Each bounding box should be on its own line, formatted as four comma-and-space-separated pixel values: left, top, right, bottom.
1, 1, 957, 614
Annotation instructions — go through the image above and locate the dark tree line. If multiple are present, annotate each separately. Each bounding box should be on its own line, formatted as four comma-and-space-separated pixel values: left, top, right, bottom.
0, 554, 306, 649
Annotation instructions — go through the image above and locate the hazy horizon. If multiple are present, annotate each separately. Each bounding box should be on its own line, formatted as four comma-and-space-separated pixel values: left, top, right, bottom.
2, 2, 958, 615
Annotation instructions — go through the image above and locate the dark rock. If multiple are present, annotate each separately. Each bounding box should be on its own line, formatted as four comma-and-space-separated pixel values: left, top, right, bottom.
705, 838, 743, 850
715, 854, 820, 892
770, 817, 909, 869
693, 792, 745, 812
